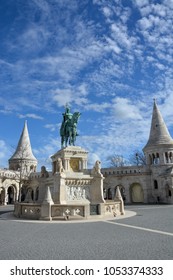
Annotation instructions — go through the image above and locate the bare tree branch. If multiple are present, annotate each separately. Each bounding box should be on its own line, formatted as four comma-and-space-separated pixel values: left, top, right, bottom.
128, 150, 146, 166
107, 154, 128, 167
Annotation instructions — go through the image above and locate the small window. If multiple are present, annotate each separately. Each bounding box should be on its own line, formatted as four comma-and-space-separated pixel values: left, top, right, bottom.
154, 180, 158, 189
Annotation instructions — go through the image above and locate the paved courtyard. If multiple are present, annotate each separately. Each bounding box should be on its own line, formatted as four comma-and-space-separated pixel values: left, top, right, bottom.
0, 204, 173, 260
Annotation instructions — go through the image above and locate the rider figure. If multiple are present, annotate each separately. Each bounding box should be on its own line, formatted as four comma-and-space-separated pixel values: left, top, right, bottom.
60, 104, 80, 147
62, 104, 72, 127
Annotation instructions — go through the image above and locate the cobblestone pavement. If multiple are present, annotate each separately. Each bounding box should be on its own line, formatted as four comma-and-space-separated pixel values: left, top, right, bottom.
0, 204, 173, 260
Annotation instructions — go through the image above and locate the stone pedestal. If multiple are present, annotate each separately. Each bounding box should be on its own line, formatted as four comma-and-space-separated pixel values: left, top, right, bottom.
53, 172, 66, 204
51, 146, 88, 173
90, 175, 105, 204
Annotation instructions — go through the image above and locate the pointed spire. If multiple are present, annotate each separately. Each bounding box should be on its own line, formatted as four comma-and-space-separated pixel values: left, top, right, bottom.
144, 100, 173, 150
9, 121, 37, 161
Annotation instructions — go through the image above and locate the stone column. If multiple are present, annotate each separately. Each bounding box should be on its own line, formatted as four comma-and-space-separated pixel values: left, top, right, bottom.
83, 159, 87, 170
64, 158, 70, 171
4, 188, 8, 205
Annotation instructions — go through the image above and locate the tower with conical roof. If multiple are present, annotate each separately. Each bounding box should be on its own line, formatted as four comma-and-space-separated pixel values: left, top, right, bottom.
9, 121, 37, 173
143, 100, 173, 165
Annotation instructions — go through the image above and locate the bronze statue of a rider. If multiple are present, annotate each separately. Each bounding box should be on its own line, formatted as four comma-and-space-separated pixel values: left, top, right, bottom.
60, 104, 81, 148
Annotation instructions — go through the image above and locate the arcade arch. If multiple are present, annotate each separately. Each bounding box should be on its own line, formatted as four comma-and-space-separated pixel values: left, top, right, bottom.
7, 185, 17, 204
165, 184, 172, 202
130, 183, 144, 203
0, 187, 5, 205
103, 185, 126, 201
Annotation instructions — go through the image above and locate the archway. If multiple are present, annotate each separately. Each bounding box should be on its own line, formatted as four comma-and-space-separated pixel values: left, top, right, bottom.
115, 185, 126, 202
24, 187, 34, 202
108, 188, 113, 199
130, 183, 144, 203
7, 186, 15, 204
165, 184, 172, 202
0, 187, 5, 205
35, 187, 39, 201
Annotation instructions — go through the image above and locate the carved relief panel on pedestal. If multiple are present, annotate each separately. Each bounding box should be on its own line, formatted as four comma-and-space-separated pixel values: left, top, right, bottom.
66, 185, 90, 201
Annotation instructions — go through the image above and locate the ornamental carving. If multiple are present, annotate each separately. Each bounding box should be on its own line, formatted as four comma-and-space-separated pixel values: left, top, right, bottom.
66, 186, 90, 201
65, 179, 91, 186
23, 207, 40, 215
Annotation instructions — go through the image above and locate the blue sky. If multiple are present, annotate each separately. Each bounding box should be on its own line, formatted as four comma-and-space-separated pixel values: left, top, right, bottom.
1, 0, 173, 170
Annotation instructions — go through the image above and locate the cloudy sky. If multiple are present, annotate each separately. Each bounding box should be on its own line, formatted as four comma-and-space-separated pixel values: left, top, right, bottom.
1, 0, 173, 170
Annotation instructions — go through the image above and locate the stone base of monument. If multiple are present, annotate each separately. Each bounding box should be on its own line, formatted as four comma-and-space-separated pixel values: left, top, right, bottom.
14, 146, 125, 221
14, 201, 124, 221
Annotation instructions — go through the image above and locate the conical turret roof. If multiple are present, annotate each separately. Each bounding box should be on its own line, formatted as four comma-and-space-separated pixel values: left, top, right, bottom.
143, 100, 173, 150
9, 121, 37, 161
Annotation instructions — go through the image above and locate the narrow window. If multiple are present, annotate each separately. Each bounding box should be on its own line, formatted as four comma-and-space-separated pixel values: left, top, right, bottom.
154, 180, 158, 189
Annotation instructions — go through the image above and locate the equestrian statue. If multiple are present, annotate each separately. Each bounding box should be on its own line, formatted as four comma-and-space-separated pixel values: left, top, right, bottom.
60, 104, 81, 148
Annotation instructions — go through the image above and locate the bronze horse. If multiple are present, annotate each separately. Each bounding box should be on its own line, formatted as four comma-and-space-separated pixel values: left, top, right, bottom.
60, 112, 81, 147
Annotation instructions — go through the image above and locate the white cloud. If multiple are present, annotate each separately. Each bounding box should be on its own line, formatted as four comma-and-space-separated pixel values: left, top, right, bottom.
134, 0, 149, 8
18, 25, 50, 52
85, 102, 110, 113
44, 124, 60, 132
0, 140, 10, 167
138, 17, 153, 30
102, 6, 112, 18
111, 97, 142, 120
18, 113, 44, 120
105, 37, 122, 54
51, 84, 89, 107
110, 23, 136, 49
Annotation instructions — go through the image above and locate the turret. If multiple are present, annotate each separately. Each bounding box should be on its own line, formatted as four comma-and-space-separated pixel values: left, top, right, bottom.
8, 121, 37, 173
143, 100, 173, 165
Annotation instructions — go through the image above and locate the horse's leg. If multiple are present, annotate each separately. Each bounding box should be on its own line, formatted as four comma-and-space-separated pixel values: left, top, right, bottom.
65, 135, 68, 147
72, 127, 76, 145
61, 136, 64, 148
69, 131, 71, 145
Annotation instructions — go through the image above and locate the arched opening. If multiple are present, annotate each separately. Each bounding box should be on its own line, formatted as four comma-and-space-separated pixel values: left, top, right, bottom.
35, 187, 39, 201
7, 186, 15, 204
115, 185, 126, 202
168, 190, 172, 197
24, 187, 34, 202
154, 180, 158, 189
103, 188, 107, 199
21, 185, 28, 202
156, 153, 160, 164
30, 165, 36, 172
165, 184, 172, 201
108, 188, 112, 200
165, 152, 169, 163
0, 187, 5, 205
130, 183, 144, 203
149, 154, 152, 165
152, 154, 155, 164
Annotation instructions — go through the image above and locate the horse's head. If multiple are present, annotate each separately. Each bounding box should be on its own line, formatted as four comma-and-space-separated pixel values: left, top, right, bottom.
73, 112, 81, 122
